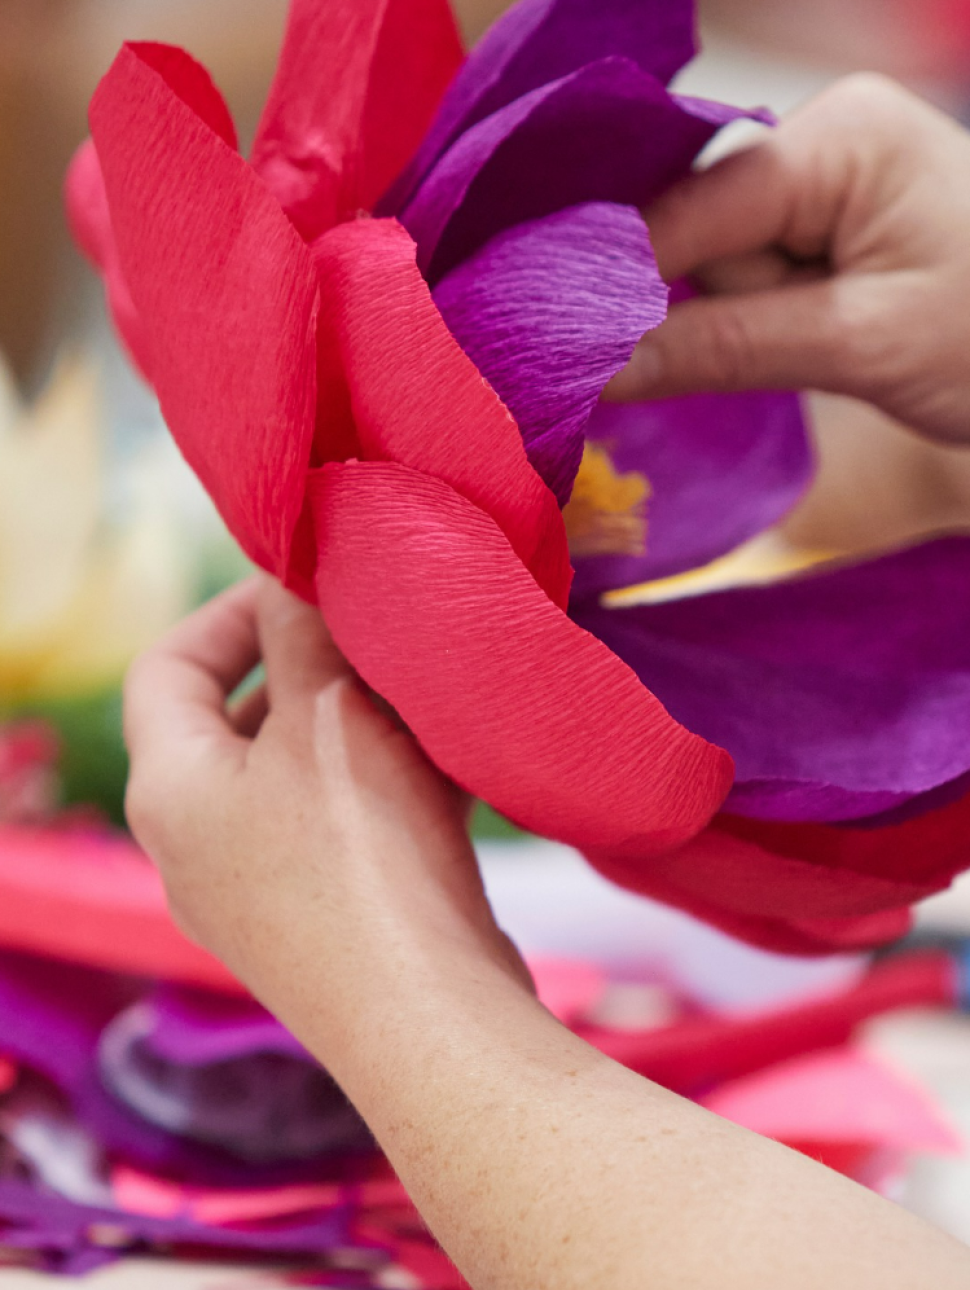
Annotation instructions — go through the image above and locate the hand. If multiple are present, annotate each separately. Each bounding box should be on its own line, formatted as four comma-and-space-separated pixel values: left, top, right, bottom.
609, 75, 970, 445
123, 576, 528, 1033
123, 581, 970, 1290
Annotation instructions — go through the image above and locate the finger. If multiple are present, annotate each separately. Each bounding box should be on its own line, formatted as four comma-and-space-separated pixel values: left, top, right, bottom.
257, 577, 353, 714
124, 578, 261, 770
644, 142, 808, 283
606, 278, 880, 403
644, 83, 880, 283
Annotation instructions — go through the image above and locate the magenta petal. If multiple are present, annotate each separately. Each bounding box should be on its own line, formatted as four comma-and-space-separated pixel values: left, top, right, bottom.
570, 388, 812, 601
100, 990, 369, 1161
433, 203, 667, 506
398, 58, 764, 281
0, 1180, 351, 1271
383, 0, 697, 211
575, 538, 970, 823
88, 43, 319, 581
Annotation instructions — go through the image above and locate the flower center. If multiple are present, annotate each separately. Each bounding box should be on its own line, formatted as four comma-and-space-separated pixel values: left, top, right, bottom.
562, 443, 650, 559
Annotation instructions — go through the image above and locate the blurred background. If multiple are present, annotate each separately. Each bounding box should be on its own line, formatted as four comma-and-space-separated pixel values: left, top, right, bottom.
3, 0, 970, 1284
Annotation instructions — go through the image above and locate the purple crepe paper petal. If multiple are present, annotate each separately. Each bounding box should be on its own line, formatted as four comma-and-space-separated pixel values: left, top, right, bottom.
569, 388, 812, 602
99, 992, 369, 1162
134, 987, 308, 1065
846, 770, 970, 829
434, 202, 666, 506
382, 0, 698, 212
0, 1179, 354, 1271
574, 537, 970, 823
399, 58, 768, 282
0, 954, 370, 1187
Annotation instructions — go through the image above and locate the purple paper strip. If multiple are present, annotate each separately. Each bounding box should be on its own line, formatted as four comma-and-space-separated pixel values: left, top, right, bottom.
569, 388, 812, 602
382, 0, 698, 212
575, 537, 970, 822
400, 59, 765, 282
434, 202, 666, 505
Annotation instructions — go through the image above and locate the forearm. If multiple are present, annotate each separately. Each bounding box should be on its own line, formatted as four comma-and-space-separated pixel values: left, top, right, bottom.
249, 911, 970, 1290
125, 583, 970, 1289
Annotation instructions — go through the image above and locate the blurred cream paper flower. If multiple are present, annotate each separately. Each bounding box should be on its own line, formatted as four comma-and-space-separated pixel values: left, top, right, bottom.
0, 353, 189, 702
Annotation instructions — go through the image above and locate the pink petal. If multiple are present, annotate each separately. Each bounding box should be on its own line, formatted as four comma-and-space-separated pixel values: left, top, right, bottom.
252, 0, 463, 238
311, 216, 572, 607
587, 787, 970, 953
65, 42, 239, 381
89, 43, 320, 581
0, 826, 240, 992
312, 460, 732, 852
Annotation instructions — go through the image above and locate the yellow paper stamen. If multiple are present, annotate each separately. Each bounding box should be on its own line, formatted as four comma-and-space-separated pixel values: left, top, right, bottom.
602, 533, 839, 608
563, 442, 650, 559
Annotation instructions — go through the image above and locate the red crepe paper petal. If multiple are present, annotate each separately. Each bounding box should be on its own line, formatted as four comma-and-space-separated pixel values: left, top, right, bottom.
587, 781, 970, 953
312, 460, 732, 852
640, 832, 931, 921
586, 853, 909, 956
311, 217, 572, 608
123, 41, 239, 149
0, 1057, 15, 1095
0, 827, 241, 992
252, 0, 463, 240
719, 789, 970, 888
89, 43, 320, 582
718, 910, 914, 957
65, 141, 149, 378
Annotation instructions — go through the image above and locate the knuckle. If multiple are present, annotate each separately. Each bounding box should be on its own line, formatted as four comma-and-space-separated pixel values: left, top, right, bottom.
124, 771, 162, 851
827, 283, 912, 395
702, 306, 759, 390
819, 72, 908, 121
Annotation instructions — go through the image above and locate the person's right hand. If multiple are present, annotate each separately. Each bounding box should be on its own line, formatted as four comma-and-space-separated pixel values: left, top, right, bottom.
609, 75, 970, 446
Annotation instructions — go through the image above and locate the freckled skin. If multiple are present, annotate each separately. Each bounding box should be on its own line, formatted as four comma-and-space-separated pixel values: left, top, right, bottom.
125, 575, 970, 1290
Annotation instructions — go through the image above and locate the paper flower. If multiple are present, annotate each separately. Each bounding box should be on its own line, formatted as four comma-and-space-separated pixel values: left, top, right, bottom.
67, 0, 970, 953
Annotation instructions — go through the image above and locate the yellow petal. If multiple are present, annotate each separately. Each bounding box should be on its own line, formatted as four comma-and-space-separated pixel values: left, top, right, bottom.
602, 532, 839, 608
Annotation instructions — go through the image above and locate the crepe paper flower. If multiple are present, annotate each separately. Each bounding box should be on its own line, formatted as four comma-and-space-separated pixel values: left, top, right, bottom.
99, 990, 370, 1162
0, 353, 189, 704
0, 826, 239, 990
66, 1, 750, 855
0, 1180, 362, 1279
65, 0, 970, 953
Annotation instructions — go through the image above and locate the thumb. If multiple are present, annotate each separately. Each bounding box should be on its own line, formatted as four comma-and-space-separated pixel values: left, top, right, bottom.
606, 278, 877, 403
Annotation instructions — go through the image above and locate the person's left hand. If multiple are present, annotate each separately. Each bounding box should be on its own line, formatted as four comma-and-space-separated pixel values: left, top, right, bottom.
123, 576, 528, 1040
